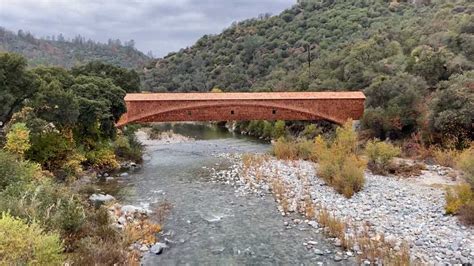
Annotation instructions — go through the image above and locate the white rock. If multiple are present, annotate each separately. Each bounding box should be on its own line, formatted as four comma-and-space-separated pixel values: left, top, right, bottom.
89, 194, 115, 203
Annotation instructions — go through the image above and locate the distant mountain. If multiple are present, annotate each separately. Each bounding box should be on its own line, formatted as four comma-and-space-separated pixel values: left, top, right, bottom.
141, 0, 473, 92
0, 27, 150, 69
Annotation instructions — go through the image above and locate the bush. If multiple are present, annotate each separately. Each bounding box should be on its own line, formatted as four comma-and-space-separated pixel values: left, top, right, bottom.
4, 123, 31, 158
459, 201, 474, 226
86, 147, 120, 173
0, 150, 42, 190
262, 121, 273, 139
301, 124, 319, 139
272, 138, 315, 161
272, 137, 298, 160
433, 147, 460, 168
315, 120, 367, 198
113, 134, 143, 163
272, 120, 286, 139
457, 146, 474, 186
365, 140, 400, 174
445, 184, 473, 215
0, 212, 63, 265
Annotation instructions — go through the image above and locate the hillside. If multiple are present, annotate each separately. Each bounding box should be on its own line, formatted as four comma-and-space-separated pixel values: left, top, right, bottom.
142, 0, 473, 146
0, 27, 150, 69
142, 0, 473, 92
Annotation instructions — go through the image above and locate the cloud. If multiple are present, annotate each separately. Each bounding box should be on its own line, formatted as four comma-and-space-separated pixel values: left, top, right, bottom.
0, 0, 294, 57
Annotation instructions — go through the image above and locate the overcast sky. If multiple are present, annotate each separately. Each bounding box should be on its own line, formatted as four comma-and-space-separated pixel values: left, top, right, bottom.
0, 0, 295, 57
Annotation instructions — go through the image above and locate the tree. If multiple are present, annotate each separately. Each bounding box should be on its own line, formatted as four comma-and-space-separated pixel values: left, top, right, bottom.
0, 53, 39, 126
429, 71, 474, 147
362, 73, 428, 139
71, 61, 141, 93
70, 75, 126, 139
31, 80, 80, 129
4, 123, 30, 158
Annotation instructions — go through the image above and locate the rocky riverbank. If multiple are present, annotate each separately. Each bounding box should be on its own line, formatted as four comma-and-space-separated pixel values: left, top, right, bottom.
210, 154, 474, 264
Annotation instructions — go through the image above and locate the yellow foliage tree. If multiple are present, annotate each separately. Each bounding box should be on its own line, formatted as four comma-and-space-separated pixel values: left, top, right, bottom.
4, 123, 31, 158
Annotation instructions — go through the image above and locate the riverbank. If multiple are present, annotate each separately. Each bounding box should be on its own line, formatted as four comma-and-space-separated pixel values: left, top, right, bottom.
210, 154, 474, 264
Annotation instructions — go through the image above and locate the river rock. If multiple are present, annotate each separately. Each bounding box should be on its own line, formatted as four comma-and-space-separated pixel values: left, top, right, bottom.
121, 205, 150, 215
314, 249, 324, 255
150, 242, 168, 255
89, 193, 115, 203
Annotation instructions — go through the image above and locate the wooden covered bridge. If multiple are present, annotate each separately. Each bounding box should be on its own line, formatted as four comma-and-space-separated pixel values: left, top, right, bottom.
116, 91, 365, 127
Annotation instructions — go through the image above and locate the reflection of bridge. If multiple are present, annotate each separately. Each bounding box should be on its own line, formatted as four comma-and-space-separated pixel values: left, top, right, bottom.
116, 92, 365, 127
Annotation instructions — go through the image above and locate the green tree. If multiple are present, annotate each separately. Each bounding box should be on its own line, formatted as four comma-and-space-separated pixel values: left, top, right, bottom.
362, 73, 428, 139
429, 71, 474, 147
0, 53, 39, 125
71, 61, 141, 92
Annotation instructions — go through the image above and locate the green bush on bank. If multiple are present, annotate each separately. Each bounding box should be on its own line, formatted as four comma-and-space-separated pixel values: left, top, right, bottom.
365, 140, 400, 174
315, 121, 367, 198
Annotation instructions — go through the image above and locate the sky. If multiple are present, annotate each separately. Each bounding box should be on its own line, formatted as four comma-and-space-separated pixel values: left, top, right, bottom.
0, 0, 295, 58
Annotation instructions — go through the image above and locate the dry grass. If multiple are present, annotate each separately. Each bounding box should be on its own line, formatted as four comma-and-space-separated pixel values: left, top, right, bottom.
272, 138, 299, 160
281, 195, 410, 264
123, 219, 162, 246
433, 148, 460, 168
445, 184, 473, 215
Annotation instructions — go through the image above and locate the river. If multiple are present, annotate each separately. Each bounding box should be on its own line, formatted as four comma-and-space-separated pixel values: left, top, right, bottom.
117, 123, 342, 265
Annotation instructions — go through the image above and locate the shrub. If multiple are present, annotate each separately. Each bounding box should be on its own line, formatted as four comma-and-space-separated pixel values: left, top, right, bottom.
272, 137, 298, 160
445, 184, 473, 214
26, 131, 75, 172
459, 201, 474, 225
86, 147, 120, 173
433, 147, 460, 168
272, 138, 315, 161
301, 124, 319, 139
262, 121, 273, 139
457, 146, 474, 186
113, 134, 143, 163
4, 123, 31, 158
272, 120, 286, 139
0, 212, 63, 265
0, 150, 42, 190
315, 120, 367, 198
365, 140, 400, 174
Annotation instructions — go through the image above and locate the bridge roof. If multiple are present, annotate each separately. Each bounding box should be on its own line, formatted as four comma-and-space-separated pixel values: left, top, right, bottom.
125, 91, 365, 101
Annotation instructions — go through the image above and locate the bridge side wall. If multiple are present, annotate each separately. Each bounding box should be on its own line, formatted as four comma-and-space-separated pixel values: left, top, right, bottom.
117, 98, 364, 126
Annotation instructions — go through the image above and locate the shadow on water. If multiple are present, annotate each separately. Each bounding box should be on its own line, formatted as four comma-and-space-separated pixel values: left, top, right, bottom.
117, 123, 343, 265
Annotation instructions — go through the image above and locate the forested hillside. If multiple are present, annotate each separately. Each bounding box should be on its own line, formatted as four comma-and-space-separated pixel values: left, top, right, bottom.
0, 28, 150, 69
142, 0, 473, 146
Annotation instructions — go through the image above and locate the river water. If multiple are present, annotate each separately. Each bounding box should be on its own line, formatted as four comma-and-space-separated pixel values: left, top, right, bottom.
118, 123, 341, 265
